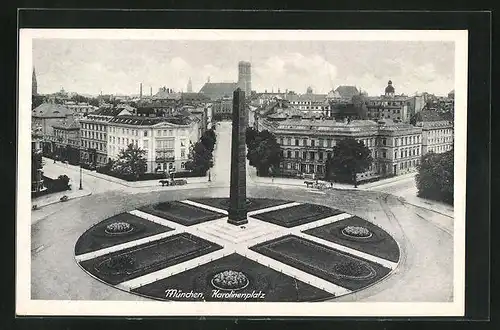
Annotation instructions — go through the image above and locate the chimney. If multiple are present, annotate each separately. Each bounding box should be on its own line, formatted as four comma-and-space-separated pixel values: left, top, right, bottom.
140, 83, 143, 99
150, 86, 152, 96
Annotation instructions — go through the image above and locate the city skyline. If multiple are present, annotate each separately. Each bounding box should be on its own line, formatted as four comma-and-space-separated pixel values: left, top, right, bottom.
33, 39, 455, 97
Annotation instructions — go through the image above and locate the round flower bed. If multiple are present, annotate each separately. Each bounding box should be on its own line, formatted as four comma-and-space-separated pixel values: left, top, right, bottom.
211, 270, 249, 291
342, 225, 372, 238
105, 255, 135, 272
104, 222, 133, 235
333, 261, 376, 279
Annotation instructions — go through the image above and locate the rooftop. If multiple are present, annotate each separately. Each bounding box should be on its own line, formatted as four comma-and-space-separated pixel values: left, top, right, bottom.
108, 115, 190, 126
32, 102, 74, 118
199, 82, 238, 100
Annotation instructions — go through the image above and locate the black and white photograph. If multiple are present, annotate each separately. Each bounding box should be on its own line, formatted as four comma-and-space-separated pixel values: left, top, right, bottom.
17, 28, 467, 317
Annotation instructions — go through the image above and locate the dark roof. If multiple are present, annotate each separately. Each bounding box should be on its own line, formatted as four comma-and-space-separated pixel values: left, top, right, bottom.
32, 102, 74, 118
108, 115, 189, 126
413, 110, 449, 122
181, 92, 210, 101
199, 82, 238, 100
89, 107, 130, 117
53, 118, 80, 130
335, 86, 360, 99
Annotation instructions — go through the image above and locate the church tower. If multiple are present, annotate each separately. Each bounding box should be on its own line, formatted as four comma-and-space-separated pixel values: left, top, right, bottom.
237, 61, 252, 98
32, 67, 38, 96
187, 77, 193, 93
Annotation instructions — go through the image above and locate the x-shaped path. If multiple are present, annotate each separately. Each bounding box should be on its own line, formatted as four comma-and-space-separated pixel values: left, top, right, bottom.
75, 200, 398, 297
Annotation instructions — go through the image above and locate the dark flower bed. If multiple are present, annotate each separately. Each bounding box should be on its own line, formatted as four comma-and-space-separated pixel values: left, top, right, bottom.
303, 216, 400, 263
104, 255, 135, 273
132, 253, 332, 301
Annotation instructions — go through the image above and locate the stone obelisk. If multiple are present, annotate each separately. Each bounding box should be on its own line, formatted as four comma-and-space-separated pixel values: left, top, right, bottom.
228, 88, 248, 225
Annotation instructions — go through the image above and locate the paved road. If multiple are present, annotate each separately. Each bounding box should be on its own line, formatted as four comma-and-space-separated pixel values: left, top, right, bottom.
211, 121, 232, 186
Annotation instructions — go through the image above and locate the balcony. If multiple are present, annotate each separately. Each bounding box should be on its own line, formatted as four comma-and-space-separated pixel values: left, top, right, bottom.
155, 155, 175, 162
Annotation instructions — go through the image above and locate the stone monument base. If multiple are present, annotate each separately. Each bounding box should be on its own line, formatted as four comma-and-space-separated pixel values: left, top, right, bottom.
227, 209, 249, 226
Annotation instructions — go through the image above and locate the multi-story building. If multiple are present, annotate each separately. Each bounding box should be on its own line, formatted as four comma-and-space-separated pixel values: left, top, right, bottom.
106, 115, 200, 173
50, 117, 81, 164
366, 80, 410, 122
259, 116, 422, 181
212, 95, 233, 120
32, 101, 75, 155
63, 101, 99, 120
79, 107, 132, 167
284, 87, 330, 117
413, 110, 454, 154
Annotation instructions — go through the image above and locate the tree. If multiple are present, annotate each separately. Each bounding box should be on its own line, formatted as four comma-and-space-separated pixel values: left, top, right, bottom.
416, 149, 453, 205
110, 143, 147, 180
185, 141, 213, 175
32, 148, 44, 192
200, 128, 217, 152
352, 94, 368, 119
324, 138, 373, 187
245, 129, 282, 177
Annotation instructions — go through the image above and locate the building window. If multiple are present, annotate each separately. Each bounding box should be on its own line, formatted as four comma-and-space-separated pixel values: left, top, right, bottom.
295, 139, 299, 146
303, 139, 307, 146
287, 138, 291, 145
309, 151, 315, 160
383, 138, 387, 146
287, 150, 292, 158
302, 151, 307, 159
311, 140, 315, 147
144, 131, 148, 137
382, 151, 387, 158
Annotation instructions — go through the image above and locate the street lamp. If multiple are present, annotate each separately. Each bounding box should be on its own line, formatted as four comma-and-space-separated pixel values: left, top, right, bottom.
79, 150, 83, 190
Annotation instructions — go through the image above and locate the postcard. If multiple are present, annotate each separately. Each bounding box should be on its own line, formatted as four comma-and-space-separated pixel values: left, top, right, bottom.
18, 28, 467, 317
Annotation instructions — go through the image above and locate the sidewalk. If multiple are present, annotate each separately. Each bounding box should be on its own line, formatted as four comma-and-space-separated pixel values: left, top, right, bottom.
43, 157, 209, 189
395, 194, 454, 218
31, 187, 92, 209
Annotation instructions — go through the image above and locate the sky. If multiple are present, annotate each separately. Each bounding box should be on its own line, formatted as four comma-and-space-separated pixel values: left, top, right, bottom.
32, 39, 455, 97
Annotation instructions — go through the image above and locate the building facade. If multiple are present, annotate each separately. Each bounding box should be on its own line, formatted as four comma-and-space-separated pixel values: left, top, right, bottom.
212, 95, 233, 120
79, 107, 132, 167
413, 110, 454, 154
260, 117, 422, 181
63, 101, 99, 120
106, 116, 199, 173
50, 118, 81, 164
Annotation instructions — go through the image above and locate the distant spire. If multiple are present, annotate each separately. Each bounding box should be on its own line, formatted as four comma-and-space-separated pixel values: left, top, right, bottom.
32, 67, 38, 95
187, 77, 193, 93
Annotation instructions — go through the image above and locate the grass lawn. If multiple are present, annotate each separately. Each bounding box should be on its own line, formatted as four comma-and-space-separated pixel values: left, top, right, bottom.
303, 216, 400, 263
251, 203, 343, 227
132, 253, 332, 302
75, 212, 174, 255
79, 233, 222, 285
250, 235, 391, 291
189, 198, 291, 212
138, 201, 226, 226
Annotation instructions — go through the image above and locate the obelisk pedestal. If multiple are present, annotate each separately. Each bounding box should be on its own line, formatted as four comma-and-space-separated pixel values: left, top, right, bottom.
227, 88, 248, 226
